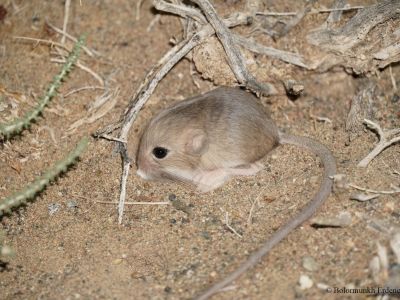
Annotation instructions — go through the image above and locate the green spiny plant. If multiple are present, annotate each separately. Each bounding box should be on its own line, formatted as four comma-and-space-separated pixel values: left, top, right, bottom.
0, 137, 89, 216
0, 35, 85, 139
0, 36, 88, 258
0, 137, 88, 257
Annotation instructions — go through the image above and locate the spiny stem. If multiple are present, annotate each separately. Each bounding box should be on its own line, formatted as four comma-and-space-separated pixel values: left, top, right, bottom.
0, 137, 89, 216
0, 35, 86, 139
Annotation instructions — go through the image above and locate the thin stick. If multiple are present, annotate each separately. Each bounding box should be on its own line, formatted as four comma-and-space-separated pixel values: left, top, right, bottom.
222, 210, 242, 238
358, 119, 400, 167
51, 58, 104, 86
255, 6, 365, 16
154, 0, 207, 24
64, 86, 105, 97
118, 160, 130, 224
273, 0, 316, 38
97, 201, 170, 205
61, 0, 71, 45
146, 15, 161, 32
67, 87, 120, 133
99, 134, 127, 144
46, 21, 99, 57
349, 183, 400, 195
256, 11, 298, 16
14, 36, 71, 51
234, 34, 310, 69
389, 65, 397, 92
247, 196, 260, 226
136, 0, 144, 21
192, 0, 276, 95
17, 36, 102, 84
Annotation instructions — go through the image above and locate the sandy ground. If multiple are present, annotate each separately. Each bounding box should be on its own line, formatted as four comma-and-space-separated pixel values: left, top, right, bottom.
0, 1, 399, 299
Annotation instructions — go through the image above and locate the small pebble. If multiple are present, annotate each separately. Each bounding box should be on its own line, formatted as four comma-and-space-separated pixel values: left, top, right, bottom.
67, 200, 78, 210
369, 255, 380, 280
309, 176, 319, 185
284, 79, 304, 97
316, 283, 329, 290
377, 242, 388, 270
186, 269, 194, 278
302, 256, 319, 272
350, 193, 380, 202
392, 94, 399, 103
311, 211, 352, 227
1, 245, 14, 257
113, 258, 123, 265
48, 203, 61, 215
345, 283, 355, 289
332, 174, 349, 189
299, 274, 313, 290
201, 231, 210, 240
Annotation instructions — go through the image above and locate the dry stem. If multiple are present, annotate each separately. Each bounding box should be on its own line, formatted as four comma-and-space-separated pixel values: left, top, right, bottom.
60, 0, 71, 44
255, 5, 365, 16
192, 0, 276, 95
358, 119, 400, 167
349, 183, 400, 195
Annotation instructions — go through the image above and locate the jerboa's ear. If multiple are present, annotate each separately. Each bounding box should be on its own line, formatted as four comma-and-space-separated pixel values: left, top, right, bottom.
184, 129, 208, 155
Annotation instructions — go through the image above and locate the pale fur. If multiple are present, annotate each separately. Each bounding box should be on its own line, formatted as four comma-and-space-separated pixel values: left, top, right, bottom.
136, 87, 279, 190
136, 87, 336, 299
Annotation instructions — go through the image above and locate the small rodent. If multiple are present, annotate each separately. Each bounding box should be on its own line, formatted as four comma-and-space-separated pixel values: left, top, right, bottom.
136, 86, 336, 299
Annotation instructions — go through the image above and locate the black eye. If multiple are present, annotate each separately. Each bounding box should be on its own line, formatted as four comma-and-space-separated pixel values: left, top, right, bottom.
152, 147, 168, 159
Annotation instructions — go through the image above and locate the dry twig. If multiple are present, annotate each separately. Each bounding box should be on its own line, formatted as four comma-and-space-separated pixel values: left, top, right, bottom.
67, 87, 119, 133
221, 209, 242, 238
307, 0, 400, 53
136, 0, 145, 21
51, 56, 104, 86
14, 36, 104, 85
61, 0, 71, 45
192, 0, 276, 95
256, 5, 365, 17
97, 201, 170, 205
234, 34, 309, 69
247, 196, 260, 225
273, 0, 317, 38
358, 119, 400, 167
349, 183, 400, 195
64, 86, 105, 97
46, 21, 100, 57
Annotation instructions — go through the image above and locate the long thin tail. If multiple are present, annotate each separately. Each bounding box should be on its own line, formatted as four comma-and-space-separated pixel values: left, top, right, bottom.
195, 132, 336, 300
